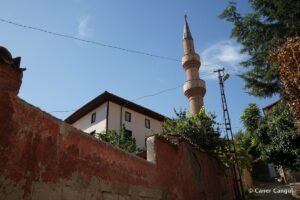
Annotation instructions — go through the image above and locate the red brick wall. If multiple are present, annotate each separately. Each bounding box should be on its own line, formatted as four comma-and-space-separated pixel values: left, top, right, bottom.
0, 59, 234, 200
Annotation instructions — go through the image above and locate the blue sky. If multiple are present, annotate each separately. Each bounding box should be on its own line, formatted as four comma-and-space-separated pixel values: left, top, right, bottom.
1, 0, 278, 134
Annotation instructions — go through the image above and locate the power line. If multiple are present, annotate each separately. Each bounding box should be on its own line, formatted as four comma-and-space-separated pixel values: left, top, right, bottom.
49, 110, 76, 113
49, 84, 183, 113
127, 73, 216, 102
0, 18, 238, 72
0, 18, 246, 71
1, 17, 244, 114
0, 18, 180, 62
49, 72, 216, 113
131, 84, 183, 102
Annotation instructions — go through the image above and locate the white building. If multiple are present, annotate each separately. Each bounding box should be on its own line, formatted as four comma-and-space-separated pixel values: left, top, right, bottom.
65, 91, 165, 148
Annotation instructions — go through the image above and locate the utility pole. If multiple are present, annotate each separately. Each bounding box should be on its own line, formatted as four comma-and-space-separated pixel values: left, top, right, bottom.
214, 68, 245, 200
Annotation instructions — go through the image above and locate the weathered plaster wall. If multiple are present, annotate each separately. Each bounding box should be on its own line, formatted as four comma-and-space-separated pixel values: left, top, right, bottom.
0, 94, 163, 199
0, 49, 234, 200
147, 136, 234, 200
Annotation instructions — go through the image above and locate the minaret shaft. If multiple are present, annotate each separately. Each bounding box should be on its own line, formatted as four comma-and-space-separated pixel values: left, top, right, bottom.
183, 38, 195, 55
182, 15, 206, 114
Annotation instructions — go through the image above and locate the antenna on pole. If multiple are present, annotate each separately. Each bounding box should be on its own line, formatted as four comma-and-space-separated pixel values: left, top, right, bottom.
214, 68, 245, 200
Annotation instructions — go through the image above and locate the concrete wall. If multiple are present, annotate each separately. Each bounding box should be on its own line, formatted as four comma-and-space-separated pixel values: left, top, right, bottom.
0, 54, 234, 200
241, 169, 253, 192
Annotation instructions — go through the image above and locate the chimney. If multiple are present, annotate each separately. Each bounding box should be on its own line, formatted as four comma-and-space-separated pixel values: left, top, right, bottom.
0, 46, 25, 96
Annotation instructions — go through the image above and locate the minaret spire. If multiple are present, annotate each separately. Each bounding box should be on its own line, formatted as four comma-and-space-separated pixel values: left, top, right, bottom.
181, 15, 206, 114
183, 14, 192, 39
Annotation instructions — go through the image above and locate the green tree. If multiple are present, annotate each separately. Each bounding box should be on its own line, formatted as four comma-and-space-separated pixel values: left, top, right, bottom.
160, 109, 233, 168
234, 131, 255, 169
161, 109, 221, 151
240, 103, 261, 133
239, 102, 300, 171
238, 104, 262, 161
220, 0, 300, 97
256, 101, 300, 171
97, 127, 137, 153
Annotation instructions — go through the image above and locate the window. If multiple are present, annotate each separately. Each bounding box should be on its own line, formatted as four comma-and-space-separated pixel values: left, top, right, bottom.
145, 119, 150, 129
91, 112, 96, 123
125, 111, 131, 122
124, 129, 132, 138
90, 130, 96, 136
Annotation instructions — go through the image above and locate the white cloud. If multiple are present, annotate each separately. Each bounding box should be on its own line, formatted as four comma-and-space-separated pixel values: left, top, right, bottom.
199, 40, 248, 80
77, 15, 93, 38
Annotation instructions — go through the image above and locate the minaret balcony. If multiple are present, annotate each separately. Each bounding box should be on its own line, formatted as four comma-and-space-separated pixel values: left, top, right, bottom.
181, 53, 201, 70
183, 79, 206, 98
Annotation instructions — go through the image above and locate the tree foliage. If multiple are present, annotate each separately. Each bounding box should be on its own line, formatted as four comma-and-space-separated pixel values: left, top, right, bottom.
233, 104, 262, 170
161, 109, 221, 151
240, 103, 262, 133
160, 109, 234, 168
220, 0, 300, 97
239, 101, 300, 171
256, 101, 300, 171
234, 131, 256, 169
97, 127, 137, 153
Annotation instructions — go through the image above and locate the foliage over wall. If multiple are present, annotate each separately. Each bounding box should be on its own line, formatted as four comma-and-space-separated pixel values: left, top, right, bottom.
159, 109, 234, 169
97, 127, 137, 153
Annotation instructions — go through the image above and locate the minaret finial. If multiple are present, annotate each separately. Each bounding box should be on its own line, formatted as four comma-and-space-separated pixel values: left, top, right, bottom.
183, 13, 192, 39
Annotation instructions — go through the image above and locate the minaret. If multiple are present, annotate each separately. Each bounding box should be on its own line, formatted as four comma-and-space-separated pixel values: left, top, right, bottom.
182, 15, 206, 114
